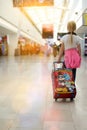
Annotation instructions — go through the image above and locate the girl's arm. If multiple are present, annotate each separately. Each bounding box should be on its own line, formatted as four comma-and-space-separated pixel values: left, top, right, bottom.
77, 44, 81, 56
58, 43, 64, 62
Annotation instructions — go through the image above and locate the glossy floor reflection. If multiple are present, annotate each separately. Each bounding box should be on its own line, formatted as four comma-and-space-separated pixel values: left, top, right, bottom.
0, 55, 87, 130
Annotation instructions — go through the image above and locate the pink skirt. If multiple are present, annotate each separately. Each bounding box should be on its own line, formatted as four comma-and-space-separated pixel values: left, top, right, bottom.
64, 48, 81, 68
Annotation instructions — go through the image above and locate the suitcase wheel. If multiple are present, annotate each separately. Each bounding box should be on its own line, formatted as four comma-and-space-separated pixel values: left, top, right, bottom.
70, 98, 73, 101
55, 98, 57, 101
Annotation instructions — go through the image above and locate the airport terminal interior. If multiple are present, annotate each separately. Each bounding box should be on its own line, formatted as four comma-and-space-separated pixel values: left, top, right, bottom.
0, 0, 87, 130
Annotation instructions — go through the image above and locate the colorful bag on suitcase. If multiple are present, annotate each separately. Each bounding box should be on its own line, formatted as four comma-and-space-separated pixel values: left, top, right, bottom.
51, 61, 76, 101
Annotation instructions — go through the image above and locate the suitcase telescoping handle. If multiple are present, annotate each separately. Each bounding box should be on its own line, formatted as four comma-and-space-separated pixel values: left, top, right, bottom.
53, 61, 64, 71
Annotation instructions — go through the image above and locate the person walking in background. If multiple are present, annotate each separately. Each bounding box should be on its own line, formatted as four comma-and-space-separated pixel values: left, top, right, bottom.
57, 21, 82, 81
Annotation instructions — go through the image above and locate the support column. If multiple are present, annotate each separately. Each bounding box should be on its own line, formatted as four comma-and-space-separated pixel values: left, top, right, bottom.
82, 0, 87, 10
7, 34, 18, 56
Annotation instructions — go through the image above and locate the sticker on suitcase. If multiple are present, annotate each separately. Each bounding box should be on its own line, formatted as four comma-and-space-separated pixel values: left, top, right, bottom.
54, 68, 75, 93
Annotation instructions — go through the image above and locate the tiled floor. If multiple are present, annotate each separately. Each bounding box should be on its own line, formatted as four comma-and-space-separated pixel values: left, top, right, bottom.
0, 55, 87, 130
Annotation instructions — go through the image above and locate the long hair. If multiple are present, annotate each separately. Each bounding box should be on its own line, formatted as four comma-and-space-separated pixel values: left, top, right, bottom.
67, 21, 76, 44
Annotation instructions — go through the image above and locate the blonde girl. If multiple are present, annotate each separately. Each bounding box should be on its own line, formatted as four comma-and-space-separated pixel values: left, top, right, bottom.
58, 21, 82, 81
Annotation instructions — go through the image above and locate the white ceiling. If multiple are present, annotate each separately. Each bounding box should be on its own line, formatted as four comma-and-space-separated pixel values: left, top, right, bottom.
23, 0, 83, 34
0, 0, 85, 41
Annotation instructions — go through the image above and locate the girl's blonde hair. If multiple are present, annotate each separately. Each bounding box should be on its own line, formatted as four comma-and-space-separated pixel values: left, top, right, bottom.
67, 21, 76, 44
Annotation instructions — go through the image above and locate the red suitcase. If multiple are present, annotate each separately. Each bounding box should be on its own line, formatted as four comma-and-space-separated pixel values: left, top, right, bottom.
51, 61, 76, 101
